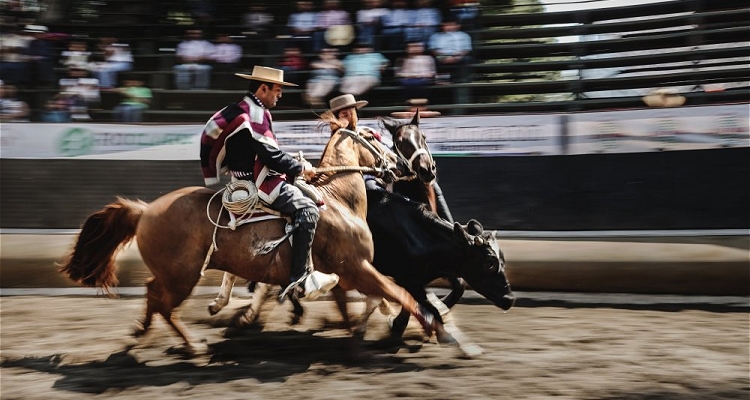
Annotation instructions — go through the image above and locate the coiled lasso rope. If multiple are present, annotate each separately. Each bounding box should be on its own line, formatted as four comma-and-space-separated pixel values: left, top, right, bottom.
201, 180, 261, 276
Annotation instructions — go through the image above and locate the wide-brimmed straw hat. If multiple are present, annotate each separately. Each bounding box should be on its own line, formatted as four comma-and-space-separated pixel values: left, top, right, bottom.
642, 88, 686, 108
235, 66, 298, 87
329, 94, 368, 113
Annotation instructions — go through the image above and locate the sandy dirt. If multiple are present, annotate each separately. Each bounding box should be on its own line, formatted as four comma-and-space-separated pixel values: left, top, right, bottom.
1, 293, 747, 400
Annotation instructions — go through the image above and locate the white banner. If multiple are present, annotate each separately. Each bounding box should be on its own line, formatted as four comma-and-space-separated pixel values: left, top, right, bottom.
0, 114, 562, 159
567, 104, 750, 154
0, 105, 747, 159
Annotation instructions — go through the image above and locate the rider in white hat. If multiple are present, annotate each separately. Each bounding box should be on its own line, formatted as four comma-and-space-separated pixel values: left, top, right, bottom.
200, 66, 340, 301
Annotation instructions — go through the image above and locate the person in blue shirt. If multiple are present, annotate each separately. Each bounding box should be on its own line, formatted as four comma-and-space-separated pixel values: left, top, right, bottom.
427, 19, 474, 83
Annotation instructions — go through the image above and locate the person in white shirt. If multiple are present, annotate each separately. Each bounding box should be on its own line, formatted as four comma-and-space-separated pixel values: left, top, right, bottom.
90, 37, 133, 89
211, 33, 243, 89
395, 41, 436, 101
173, 29, 215, 90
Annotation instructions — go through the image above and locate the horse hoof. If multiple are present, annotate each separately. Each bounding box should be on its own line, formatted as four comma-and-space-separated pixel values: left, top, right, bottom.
414, 305, 434, 338
436, 328, 456, 345
233, 311, 257, 329
133, 322, 147, 337
207, 302, 223, 316
188, 341, 209, 356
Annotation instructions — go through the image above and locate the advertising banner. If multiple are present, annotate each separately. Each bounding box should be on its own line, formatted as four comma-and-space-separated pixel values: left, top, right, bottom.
567, 104, 750, 154
1, 104, 746, 159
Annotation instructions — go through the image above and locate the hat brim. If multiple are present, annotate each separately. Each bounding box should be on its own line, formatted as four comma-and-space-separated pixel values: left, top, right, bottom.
642, 93, 686, 107
331, 100, 368, 113
234, 73, 298, 87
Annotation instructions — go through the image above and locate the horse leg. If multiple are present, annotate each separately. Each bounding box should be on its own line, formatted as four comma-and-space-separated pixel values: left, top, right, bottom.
289, 294, 304, 325
347, 260, 452, 343
440, 277, 466, 309
142, 274, 205, 353
355, 295, 383, 336
208, 272, 237, 315
233, 281, 272, 328
134, 278, 156, 337
389, 308, 411, 339
330, 285, 352, 331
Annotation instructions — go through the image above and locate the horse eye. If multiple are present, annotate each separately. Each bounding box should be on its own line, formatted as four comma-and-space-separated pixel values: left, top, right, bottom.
486, 262, 497, 272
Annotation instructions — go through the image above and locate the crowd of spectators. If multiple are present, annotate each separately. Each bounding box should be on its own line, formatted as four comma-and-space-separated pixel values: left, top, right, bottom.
1, 0, 481, 122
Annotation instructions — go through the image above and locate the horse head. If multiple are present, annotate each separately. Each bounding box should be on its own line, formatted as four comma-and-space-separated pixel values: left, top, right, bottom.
379, 110, 437, 184
453, 219, 515, 311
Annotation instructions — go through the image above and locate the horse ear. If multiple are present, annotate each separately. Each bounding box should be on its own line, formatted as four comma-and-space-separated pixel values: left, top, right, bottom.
378, 116, 398, 137
410, 109, 420, 126
466, 219, 484, 236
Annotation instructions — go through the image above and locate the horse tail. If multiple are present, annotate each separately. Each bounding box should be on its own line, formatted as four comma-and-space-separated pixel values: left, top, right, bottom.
59, 197, 148, 294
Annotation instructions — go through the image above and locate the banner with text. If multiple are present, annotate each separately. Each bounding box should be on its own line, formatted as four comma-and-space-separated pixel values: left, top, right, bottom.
1, 104, 747, 159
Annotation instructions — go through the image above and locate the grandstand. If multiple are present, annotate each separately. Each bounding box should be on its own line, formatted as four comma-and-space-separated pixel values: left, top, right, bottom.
6, 0, 749, 122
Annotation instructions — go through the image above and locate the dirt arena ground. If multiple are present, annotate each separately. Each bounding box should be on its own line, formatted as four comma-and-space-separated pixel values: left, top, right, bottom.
1, 234, 747, 399
1, 292, 748, 400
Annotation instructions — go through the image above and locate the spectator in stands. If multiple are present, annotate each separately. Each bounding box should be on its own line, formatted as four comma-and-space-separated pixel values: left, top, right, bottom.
90, 37, 133, 89
242, 4, 275, 40
58, 66, 100, 121
355, 0, 388, 49
173, 29, 215, 90
211, 33, 242, 89
0, 24, 31, 86
340, 42, 389, 96
304, 47, 343, 107
428, 19, 473, 83
407, 0, 442, 46
59, 39, 91, 71
287, 1, 317, 53
40, 94, 70, 122
313, 0, 351, 53
242, 4, 274, 53
380, 0, 413, 52
0, 81, 30, 122
449, 0, 480, 32
24, 24, 55, 88
113, 77, 152, 123
188, 0, 214, 25
394, 41, 436, 102
277, 46, 307, 86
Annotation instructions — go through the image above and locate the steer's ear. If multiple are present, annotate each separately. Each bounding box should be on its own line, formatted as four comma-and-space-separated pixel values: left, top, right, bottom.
466, 219, 484, 236
453, 222, 471, 243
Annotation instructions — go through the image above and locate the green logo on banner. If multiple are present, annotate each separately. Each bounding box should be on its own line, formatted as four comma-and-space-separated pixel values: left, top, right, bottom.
58, 128, 95, 156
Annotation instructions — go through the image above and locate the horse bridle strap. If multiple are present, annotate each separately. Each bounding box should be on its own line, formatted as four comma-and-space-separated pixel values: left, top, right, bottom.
314, 128, 393, 177
393, 125, 435, 175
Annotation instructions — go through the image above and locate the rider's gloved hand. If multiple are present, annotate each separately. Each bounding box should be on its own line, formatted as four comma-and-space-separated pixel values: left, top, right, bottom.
301, 161, 316, 181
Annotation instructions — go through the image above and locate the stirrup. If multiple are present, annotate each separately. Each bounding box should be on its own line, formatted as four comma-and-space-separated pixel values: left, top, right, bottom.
278, 272, 309, 303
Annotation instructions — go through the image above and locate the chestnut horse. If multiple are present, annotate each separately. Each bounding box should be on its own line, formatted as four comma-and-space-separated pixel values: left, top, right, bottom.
60, 127, 451, 354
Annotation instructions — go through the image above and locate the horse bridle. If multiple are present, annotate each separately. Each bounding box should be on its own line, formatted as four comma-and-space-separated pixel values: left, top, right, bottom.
313, 128, 395, 179
393, 124, 436, 182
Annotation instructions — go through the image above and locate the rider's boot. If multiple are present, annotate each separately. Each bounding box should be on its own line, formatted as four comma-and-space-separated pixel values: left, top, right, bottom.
279, 208, 339, 301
